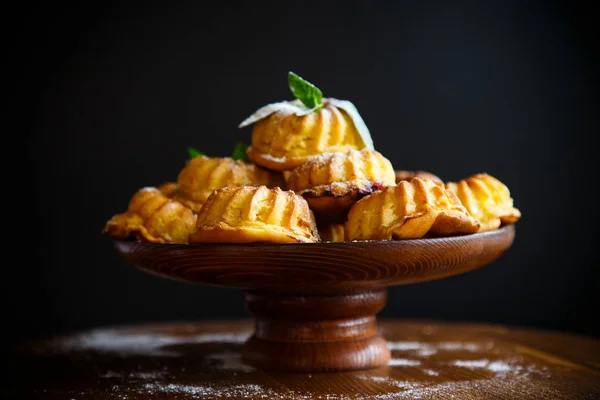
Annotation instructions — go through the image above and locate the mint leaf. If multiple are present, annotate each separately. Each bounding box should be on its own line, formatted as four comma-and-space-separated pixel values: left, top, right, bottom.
288, 71, 323, 109
231, 141, 249, 162
187, 146, 205, 159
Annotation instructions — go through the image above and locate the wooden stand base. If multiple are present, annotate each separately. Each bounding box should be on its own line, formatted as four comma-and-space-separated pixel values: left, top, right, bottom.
242, 289, 390, 372
114, 226, 517, 373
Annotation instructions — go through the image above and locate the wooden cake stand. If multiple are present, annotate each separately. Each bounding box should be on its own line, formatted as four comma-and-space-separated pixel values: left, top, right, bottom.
114, 225, 515, 373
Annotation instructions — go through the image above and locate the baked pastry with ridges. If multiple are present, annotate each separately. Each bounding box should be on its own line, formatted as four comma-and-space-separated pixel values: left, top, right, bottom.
395, 170, 443, 184
104, 187, 197, 244
174, 156, 284, 212
247, 100, 367, 171
189, 186, 320, 244
445, 173, 521, 232
287, 149, 396, 219
157, 181, 179, 198
345, 177, 480, 240
317, 223, 346, 243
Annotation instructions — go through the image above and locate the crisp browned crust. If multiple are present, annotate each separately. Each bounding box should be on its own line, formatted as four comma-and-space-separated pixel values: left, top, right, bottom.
104, 187, 197, 244
247, 101, 366, 171
175, 156, 284, 212
395, 170, 443, 184
345, 178, 480, 240
287, 149, 396, 218
189, 186, 320, 244
157, 182, 179, 198
446, 173, 521, 232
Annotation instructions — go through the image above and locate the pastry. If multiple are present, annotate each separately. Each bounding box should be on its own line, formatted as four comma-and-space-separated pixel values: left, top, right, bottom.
287, 149, 396, 220
245, 100, 367, 170
157, 181, 179, 197
104, 187, 197, 244
174, 155, 284, 212
345, 177, 480, 240
105, 71, 521, 247
189, 186, 320, 244
395, 170, 443, 184
317, 223, 346, 242
239, 72, 374, 170
445, 173, 521, 232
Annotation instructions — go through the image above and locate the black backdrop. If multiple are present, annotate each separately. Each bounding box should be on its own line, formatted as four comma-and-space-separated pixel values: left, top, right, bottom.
14, 0, 598, 348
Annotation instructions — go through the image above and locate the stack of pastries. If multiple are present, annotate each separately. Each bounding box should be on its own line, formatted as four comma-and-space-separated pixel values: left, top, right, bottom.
105, 72, 520, 244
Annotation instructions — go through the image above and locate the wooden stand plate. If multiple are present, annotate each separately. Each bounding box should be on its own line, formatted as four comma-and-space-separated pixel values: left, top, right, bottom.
114, 225, 515, 372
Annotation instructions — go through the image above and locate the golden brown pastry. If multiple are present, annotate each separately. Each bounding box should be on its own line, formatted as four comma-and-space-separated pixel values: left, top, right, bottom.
174, 155, 285, 212
104, 212, 145, 240
345, 178, 480, 240
245, 100, 368, 170
105, 187, 165, 239
189, 186, 320, 244
445, 173, 521, 232
104, 187, 197, 244
317, 223, 346, 242
286, 149, 396, 219
157, 181, 179, 197
395, 170, 443, 184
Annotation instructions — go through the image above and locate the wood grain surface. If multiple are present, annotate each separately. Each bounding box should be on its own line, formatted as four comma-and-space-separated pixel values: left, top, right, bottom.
6, 320, 599, 399
114, 225, 515, 294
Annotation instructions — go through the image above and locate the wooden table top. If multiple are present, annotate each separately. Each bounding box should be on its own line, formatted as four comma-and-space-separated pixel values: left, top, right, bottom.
5, 320, 599, 399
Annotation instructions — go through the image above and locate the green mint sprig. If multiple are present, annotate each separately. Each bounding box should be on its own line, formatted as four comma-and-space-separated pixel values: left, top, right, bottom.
238, 71, 374, 150
288, 71, 323, 110
187, 146, 205, 160
231, 141, 249, 162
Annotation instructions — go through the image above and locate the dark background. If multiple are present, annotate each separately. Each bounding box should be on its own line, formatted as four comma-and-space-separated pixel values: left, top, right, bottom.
14, 0, 597, 348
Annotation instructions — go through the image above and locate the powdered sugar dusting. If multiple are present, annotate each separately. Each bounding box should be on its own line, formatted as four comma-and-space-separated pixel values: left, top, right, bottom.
388, 358, 421, 366
486, 360, 513, 373
51, 360, 558, 400
452, 359, 490, 368
55, 330, 250, 357
33, 326, 566, 399
438, 341, 489, 352
386, 341, 491, 357
366, 375, 564, 400
423, 369, 440, 376
141, 382, 271, 398
101, 370, 563, 400
358, 375, 427, 391
449, 358, 551, 378
387, 342, 429, 351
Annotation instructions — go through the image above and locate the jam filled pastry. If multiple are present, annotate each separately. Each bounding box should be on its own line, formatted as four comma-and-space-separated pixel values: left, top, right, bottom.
345, 177, 480, 240
287, 149, 396, 221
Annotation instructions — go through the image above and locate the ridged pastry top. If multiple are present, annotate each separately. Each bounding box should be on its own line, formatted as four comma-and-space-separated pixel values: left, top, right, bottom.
345, 178, 480, 240
189, 186, 320, 244
445, 173, 521, 232
104, 187, 197, 244
395, 170, 443, 184
287, 149, 396, 197
175, 156, 284, 212
247, 100, 367, 170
